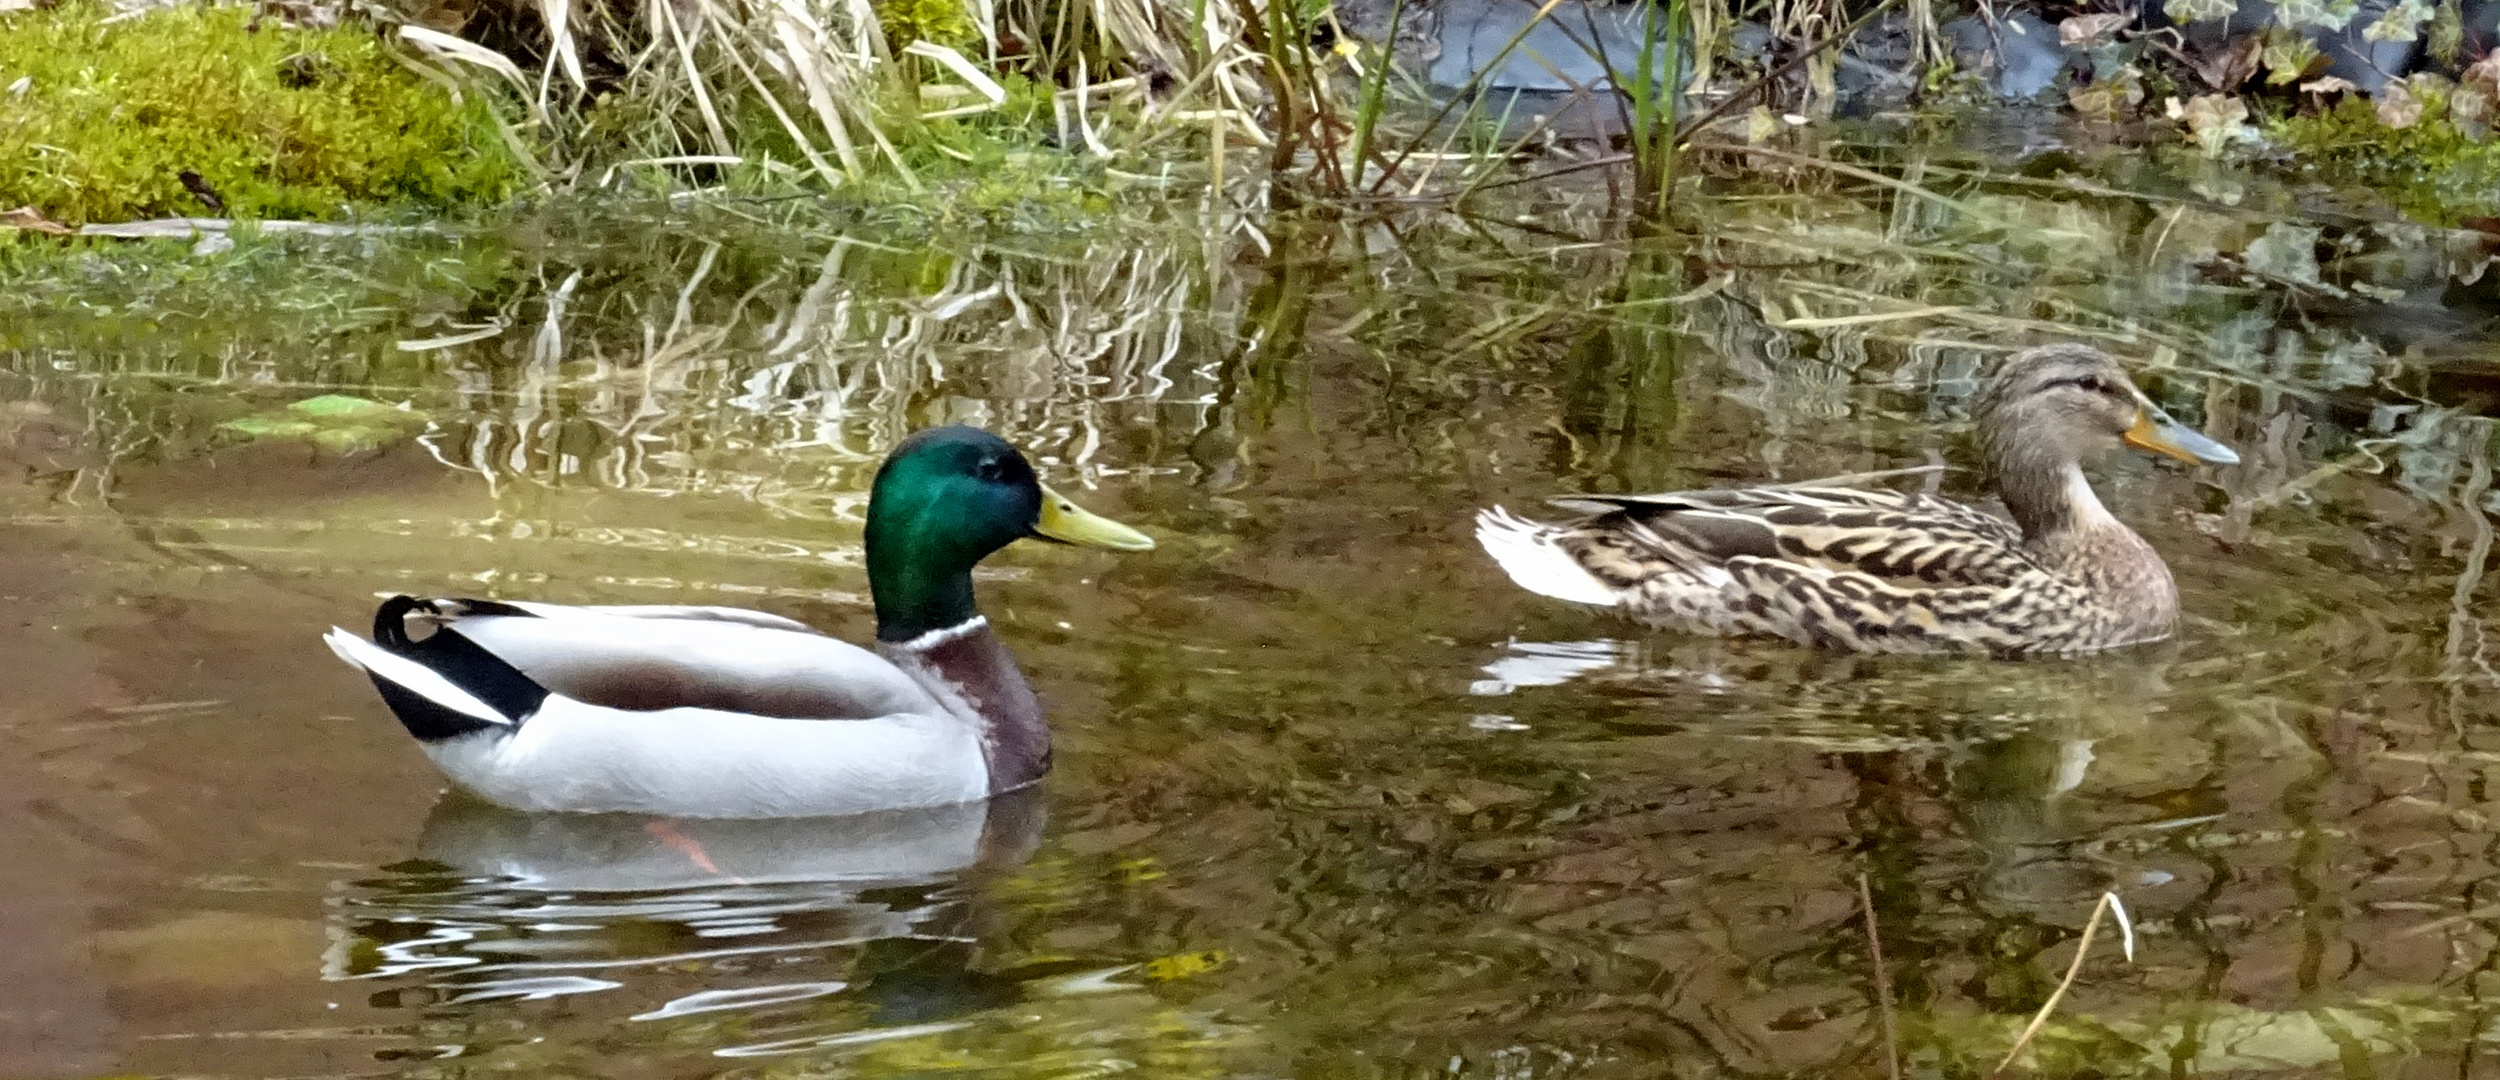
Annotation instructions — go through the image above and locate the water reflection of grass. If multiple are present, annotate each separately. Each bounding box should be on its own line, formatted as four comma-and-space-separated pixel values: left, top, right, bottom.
1, 214, 1226, 521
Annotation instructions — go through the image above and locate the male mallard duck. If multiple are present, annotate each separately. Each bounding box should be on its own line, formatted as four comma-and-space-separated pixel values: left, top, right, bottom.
1474, 344, 2239, 656
323, 426, 1154, 818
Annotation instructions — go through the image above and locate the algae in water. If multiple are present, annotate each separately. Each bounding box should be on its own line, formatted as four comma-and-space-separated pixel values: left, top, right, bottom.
217, 394, 430, 452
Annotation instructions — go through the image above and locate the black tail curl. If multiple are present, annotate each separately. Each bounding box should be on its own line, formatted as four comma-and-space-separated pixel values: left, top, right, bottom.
374, 594, 426, 649
364, 596, 552, 743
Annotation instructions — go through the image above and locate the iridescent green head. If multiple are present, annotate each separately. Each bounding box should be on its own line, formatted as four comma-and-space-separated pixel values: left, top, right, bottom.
863, 426, 1154, 642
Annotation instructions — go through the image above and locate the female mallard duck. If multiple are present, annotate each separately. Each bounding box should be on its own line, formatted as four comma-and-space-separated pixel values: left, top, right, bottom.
322, 426, 1154, 818
1474, 344, 2239, 656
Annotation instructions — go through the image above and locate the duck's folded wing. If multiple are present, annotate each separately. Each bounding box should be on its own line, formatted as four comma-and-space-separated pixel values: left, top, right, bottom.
423, 602, 944, 721
494, 602, 821, 634
1560, 486, 2036, 588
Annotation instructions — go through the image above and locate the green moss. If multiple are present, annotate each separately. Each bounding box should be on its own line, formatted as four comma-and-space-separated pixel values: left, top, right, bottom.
874, 0, 977, 51
0, 2, 523, 224
2269, 94, 2500, 224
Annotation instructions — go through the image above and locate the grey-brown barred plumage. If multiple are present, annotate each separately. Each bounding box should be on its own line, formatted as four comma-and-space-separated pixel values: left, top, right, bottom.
1475, 344, 2240, 657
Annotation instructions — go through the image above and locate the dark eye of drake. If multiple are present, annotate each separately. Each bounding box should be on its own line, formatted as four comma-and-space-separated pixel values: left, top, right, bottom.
973, 456, 1007, 482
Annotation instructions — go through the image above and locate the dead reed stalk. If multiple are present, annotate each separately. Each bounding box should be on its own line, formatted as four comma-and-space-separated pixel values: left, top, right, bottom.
1991, 891, 2136, 1077
1857, 872, 1901, 1080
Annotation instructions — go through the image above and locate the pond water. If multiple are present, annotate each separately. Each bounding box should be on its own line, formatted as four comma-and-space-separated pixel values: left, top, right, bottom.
4, 130, 2500, 1079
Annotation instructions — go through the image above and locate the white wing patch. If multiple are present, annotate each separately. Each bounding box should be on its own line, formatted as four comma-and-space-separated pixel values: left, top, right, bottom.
1474, 507, 1625, 607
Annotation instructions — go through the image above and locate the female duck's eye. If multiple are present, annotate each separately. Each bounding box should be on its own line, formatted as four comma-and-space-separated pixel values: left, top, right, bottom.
2067, 376, 2103, 393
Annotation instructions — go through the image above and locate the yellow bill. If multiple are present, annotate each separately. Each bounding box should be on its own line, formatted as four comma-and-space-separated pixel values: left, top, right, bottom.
2123, 404, 2240, 466
1033, 483, 1156, 551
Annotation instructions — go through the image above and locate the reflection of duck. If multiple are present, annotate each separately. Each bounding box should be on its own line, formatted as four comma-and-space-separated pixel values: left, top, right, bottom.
329, 790, 1049, 1026
323, 427, 1154, 817
1476, 345, 2239, 655
411, 787, 1046, 892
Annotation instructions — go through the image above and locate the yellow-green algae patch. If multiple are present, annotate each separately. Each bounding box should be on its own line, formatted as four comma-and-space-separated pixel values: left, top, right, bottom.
216, 394, 431, 452
0, 2, 522, 224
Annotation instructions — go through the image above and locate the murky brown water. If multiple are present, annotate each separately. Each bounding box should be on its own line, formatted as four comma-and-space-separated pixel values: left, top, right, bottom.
5, 136, 2500, 1078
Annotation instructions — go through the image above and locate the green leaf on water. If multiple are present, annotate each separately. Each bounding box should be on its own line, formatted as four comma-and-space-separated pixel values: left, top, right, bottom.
284, 394, 413, 420
2263, 28, 2327, 85
215, 395, 428, 451
2166, 0, 2238, 22
2367, 0, 2434, 41
2429, 0, 2464, 63
2273, 0, 2364, 30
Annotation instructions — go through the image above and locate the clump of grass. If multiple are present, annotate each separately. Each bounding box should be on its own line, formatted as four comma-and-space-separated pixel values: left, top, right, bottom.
0, 1, 522, 224
408, 0, 1269, 201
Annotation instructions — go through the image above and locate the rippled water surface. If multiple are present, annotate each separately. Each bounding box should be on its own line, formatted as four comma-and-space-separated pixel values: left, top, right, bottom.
7, 136, 2500, 1078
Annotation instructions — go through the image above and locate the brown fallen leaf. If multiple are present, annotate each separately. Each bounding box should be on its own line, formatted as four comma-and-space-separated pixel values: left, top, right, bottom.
0, 206, 71, 235
2192, 34, 2264, 91
2465, 52, 2500, 92
2450, 55, 2500, 135
2060, 12, 2134, 47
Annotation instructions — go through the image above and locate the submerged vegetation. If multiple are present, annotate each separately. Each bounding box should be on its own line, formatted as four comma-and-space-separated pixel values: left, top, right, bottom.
0, 1, 521, 224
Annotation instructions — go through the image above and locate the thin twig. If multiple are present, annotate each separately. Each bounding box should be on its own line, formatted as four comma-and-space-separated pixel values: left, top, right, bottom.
1990, 892, 2112, 1077
1858, 872, 1901, 1080
1460, 152, 1635, 194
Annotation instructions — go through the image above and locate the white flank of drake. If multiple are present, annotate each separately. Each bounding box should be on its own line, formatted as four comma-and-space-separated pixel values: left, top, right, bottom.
322, 627, 512, 726
1473, 506, 1623, 607
420, 701, 992, 818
